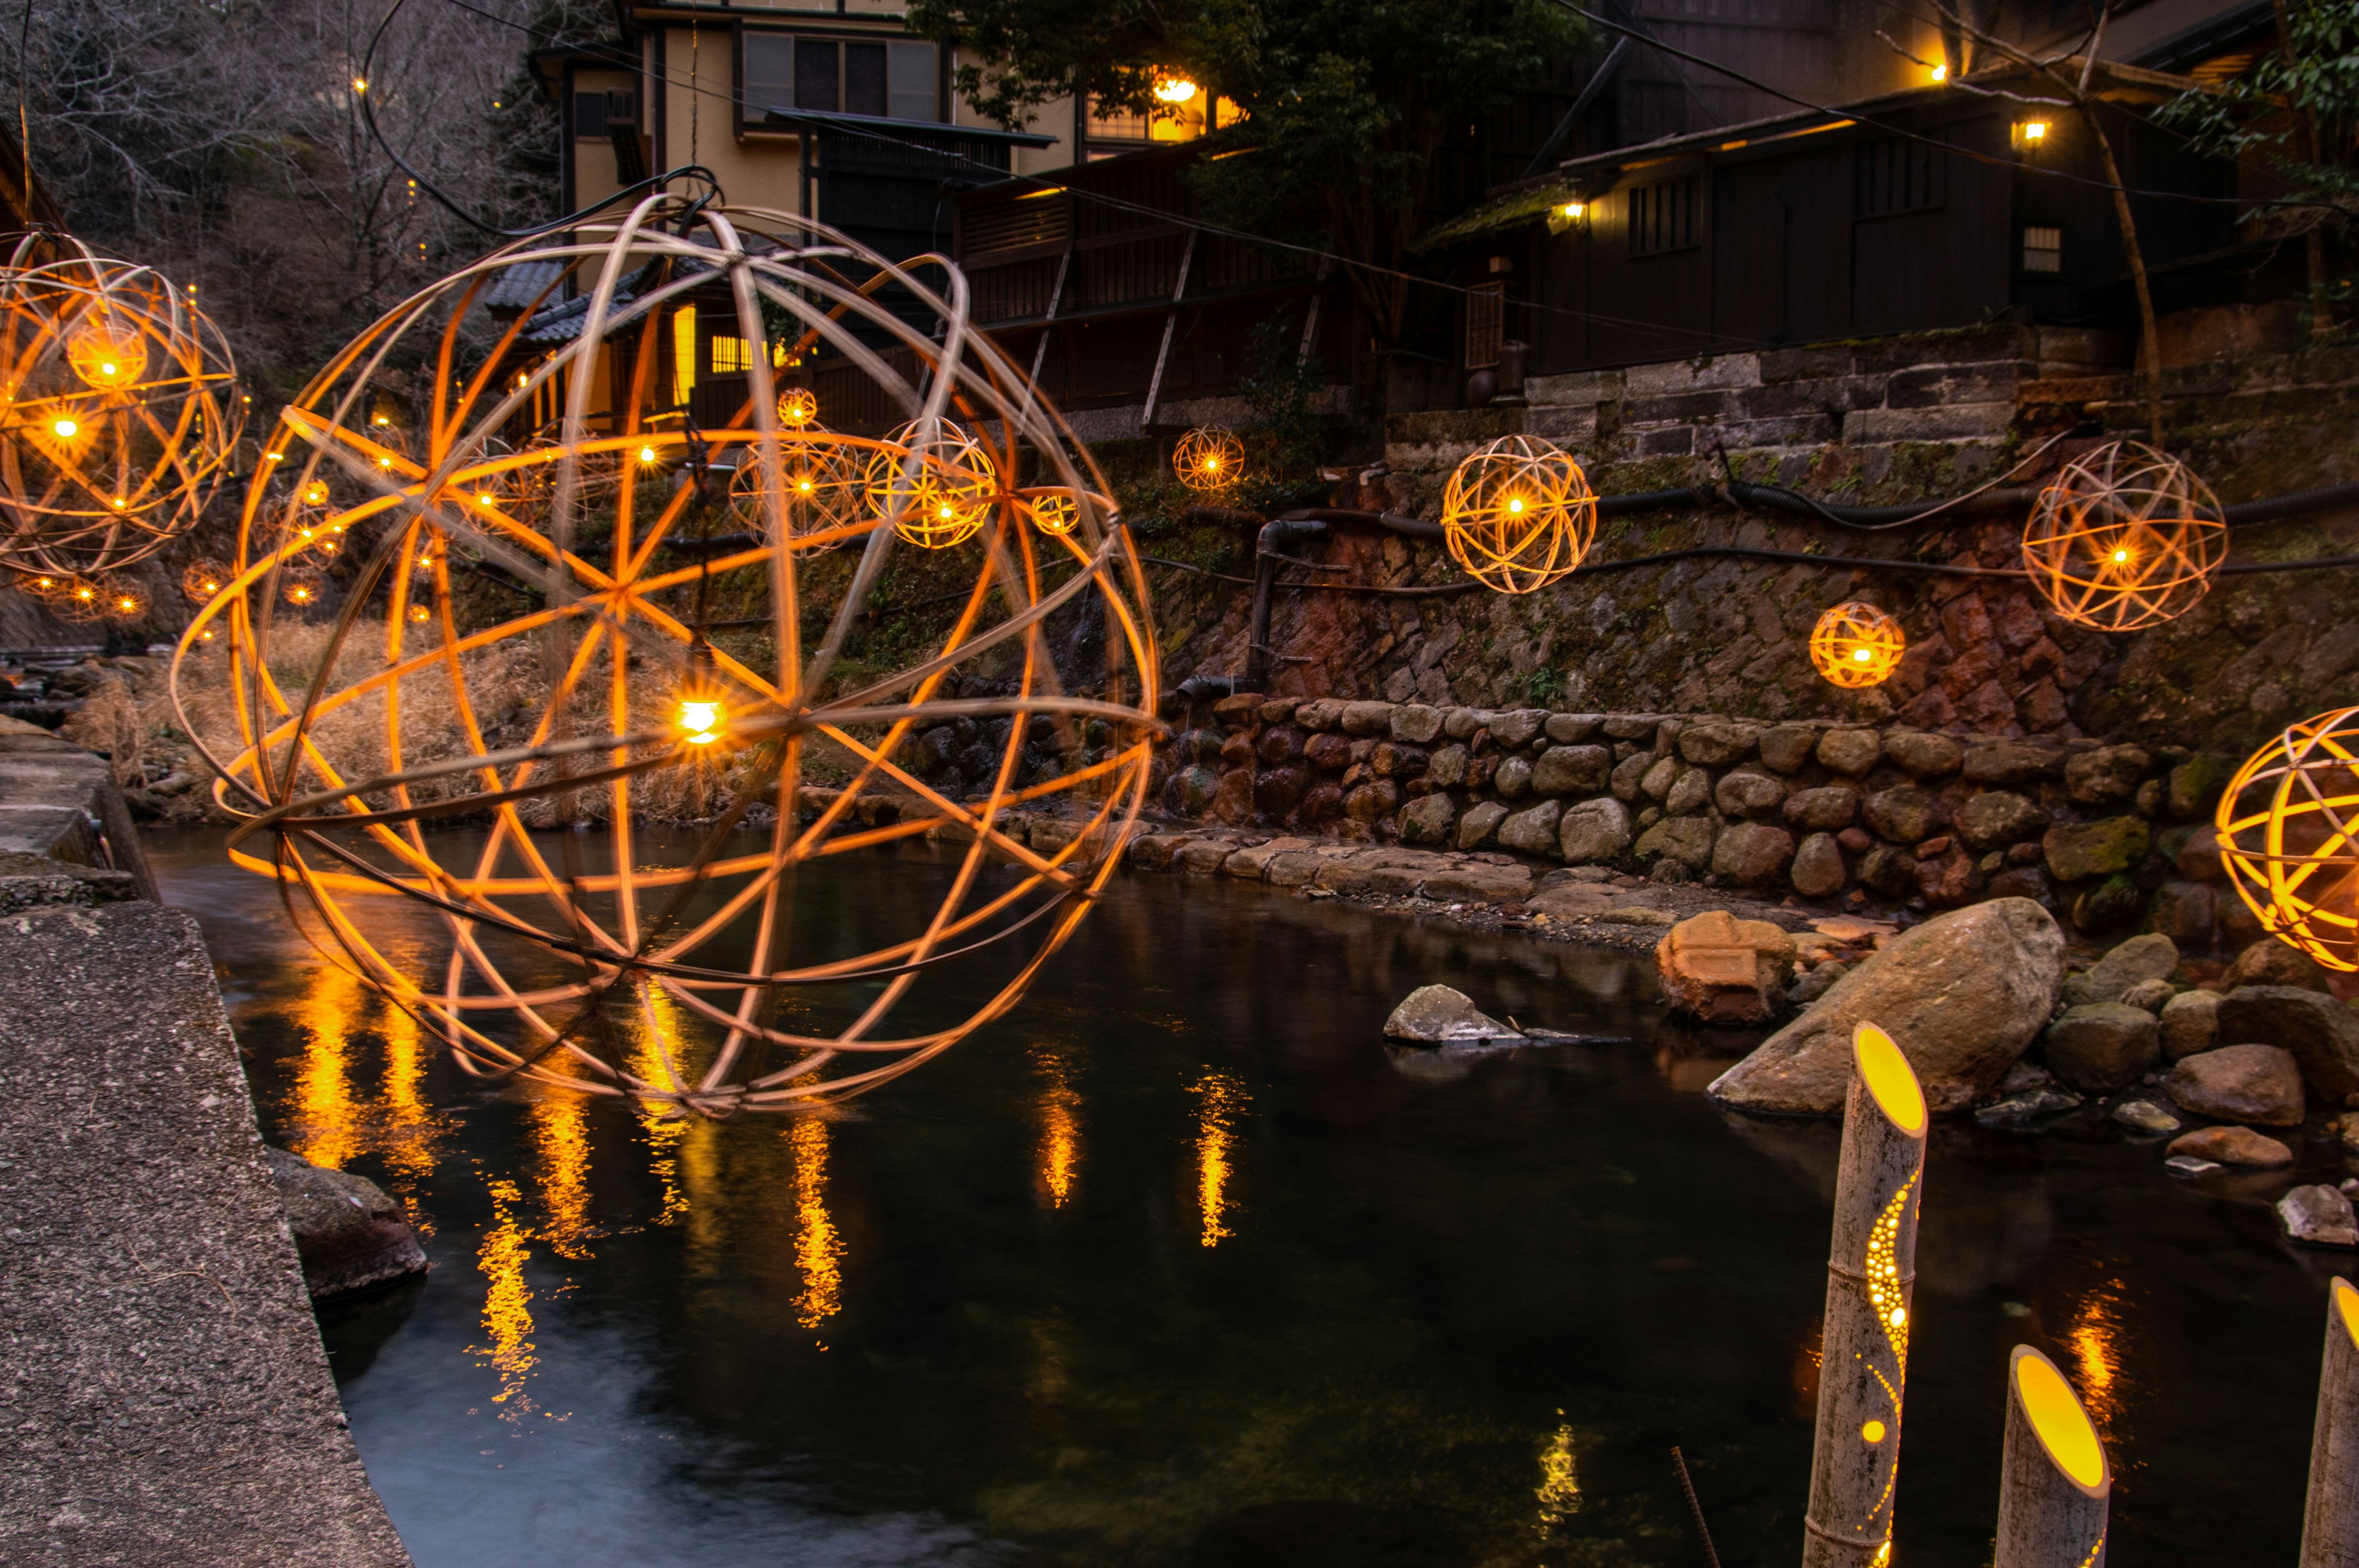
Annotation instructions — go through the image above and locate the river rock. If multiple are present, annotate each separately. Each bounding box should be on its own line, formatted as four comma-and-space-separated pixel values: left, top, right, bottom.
2170, 1125, 2294, 1169
2043, 1003, 2161, 1093
2119, 978, 2175, 1015
1398, 792, 1458, 845
1609, 751, 1654, 802
1863, 787, 1939, 844
1339, 700, 1395, 736
2044, 818, 2151, 883
1783, 786, 1860, 833
1497, 799, 1564, 856
2215, 986, 2359, 1102
1817, 728, 1882, 776
2111, 1098, 2183, 1135
1790, 832, 1847, 899
1382, 985, 1524, 1044
1495, 754, 1533, 799
1707, 897, 2065, 1116
2280, 1185, 2359, 1247
2061, 933, 2180, 1007
1714, 768, 1786, 819
2159, 988, 2222, 1060
1882, 731, 1963, 778
1974, 1087, 2084, 1128
1712, 823, 1795, 886
1488, 709, 1549, 748
2223, 938, 2335, 993
1758, 724, 1818, 773
2165, 1043, 2305, 1126
1559, 797, 1632, 864
1390, 704, 1444, 744
1656, 910, 1797, 1025
1532, 744, 1611, 797
1635, 814, 1716, 870
1678, 720, 1759, 766
1664, 767, 1712, 816
2066, 744, 2151, 805
266, 1145, 428, 1301
1788, 959, 1849, 1007
1954, 791, 2048, 851
1455, 800, 1508, 850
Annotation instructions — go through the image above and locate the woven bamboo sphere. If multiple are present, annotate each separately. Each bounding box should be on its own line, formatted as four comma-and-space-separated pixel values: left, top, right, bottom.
0, 235, 241, 575
1028, 490, 1078, 537
168, 193, 1158, 1120
778, 385, 819, 427
1810, 601, 1906, 688
180, 557, 230, 606
2021, 441, 2227, 631
728, 427, 860, 545
2217, 708, 2359, 970
1173, 425, 1244, 493
1439, 433, 1598, 594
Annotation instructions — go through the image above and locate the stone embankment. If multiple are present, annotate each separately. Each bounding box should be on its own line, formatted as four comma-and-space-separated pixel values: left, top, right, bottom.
0, 722, 409, 1566
923, 695, 2251, 944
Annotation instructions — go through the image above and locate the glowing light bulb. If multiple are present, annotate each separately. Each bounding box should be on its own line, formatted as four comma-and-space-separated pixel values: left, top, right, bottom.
68, 324, 146, 389
377, 455, 393, 468
2113, 548, 2130, 563
110, 496, 124, 509
352, 76, 367, 93
1855, 647, 1872, 661
2022, 120, 2048, 141
678, 700, 722, 743
1203, 454, 1219, 470
1507, 496, 1525, 513
639, 445, 657, 463
51, 418, 77, 439
796, 478, 813, 492
115, 597, 135, 612
1930, 62, 1947, 82
303, 482, 328, 505
1560, 201, 1586, 220
938, 503, 954, 518
1154, 76, 1199, 104
410, 604, 430, 623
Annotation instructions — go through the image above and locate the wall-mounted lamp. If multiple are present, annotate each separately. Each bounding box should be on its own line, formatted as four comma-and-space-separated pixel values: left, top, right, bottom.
2013, 119, 2050, 152
1547, 199, 1588, 236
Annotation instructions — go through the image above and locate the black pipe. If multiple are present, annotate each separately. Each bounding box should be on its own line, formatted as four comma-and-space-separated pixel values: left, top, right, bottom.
1244, 517, 1330, 688
2222, 481, 2359, 525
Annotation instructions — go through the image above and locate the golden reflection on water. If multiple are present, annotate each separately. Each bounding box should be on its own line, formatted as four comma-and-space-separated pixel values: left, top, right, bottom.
531, 1091, 595, 1260
289, 960, 366, 1169
1034, 1046, 1081, 1209
791, 1115, 845, 1333
473, 1176, 538, 1418
1192, 1070, 1248, 1248
1534, 1417, 1581, 1527
374, 991, 437, 1203
2068, 1279, 2127, 1437
629, 983, 694, 1225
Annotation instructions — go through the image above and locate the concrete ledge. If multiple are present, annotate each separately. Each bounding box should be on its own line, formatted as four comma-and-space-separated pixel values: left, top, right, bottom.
0, 901, 410, 1567
0, 727, 155, 899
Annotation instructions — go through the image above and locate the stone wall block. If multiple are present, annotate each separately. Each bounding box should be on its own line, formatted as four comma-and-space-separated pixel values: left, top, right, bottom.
1784, 785, 1861, 832
1498, 799, 1566, 857
1882, 731, 1963, 778
1560, 797, 1633, 864
1864, 786, 1942, 844
1715, 768, 1788, 819
1489, 708, 1551, 748
1678, 720, 1760, 766
1610, 750, 1655, 802
1713, 822, 1796, 886
1817, 727, 1882, 776
1340, 701, 1396, 737
1545, 712, 1605, 743
2043, 817, 2151, 883
1791, 832, 1847, 897
1532, 744, 1612, 797
1391, 704, 1445, 744
1758, 724, 1820, 773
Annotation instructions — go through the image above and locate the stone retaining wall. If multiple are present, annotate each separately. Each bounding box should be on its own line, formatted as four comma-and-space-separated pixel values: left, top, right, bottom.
1082, 696, 2248, 946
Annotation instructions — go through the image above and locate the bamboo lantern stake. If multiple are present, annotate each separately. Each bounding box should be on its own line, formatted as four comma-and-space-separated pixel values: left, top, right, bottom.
1993, 1345, 2110, 1568
1804, 1021, 1927, 1568
2217, 707, 2359, 971
2302, 1277, 2359, 1566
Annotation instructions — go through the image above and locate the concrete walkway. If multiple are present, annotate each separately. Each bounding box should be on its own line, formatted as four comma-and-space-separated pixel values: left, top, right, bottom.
0, 721, 409, 1566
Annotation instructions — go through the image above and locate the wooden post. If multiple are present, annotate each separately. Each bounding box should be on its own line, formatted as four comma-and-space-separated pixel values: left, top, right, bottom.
1994, 1345, 2111, 1568
1802, 1022, 1928, 1568
2302, 1276, 2359, 1566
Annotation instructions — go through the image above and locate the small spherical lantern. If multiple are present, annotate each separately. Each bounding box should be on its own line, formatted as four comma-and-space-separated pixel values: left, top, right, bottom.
2021, 442, 2227, 631
167, 195, 1159, 1120
778, 386, 819, 427
1029, 491, 1078, 537
0, 236, 242, 577
180, 558, 230, 605
1438, 433, 1598, 595
52, 574, 104, 622
1810, 601, 1906, 688
863, 417, 998, 549
2217, 708, 2359, 970
278, 564, 327, 610
729, 430, 860, 548
1173, 426, 1245, 493
104, 582, 148, 620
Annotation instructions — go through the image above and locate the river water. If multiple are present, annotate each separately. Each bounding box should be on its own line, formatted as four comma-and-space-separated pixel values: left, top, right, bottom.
148, 827, 2338, 1566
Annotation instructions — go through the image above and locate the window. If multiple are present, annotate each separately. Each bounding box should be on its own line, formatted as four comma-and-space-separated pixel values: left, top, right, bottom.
672, 306, 697, 407
1466, 283, 1504, 369
2022, 225, 2063, 273
1627, 176, 1700, 257
711, 335, 751, 374
745, 33, 938, 122
572, 93, 609, 139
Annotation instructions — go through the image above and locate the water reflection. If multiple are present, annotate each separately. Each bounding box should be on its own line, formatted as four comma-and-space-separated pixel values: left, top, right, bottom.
474, 1177, 538, 1418
1033, 1046, 1081, 1210
1192, 1070, 1247, 1248
791, 1115, 845, 1334
2070, 1278, 2129, 1437
530, 1093, 594, 1260
291, 959, 366, 1169
1534, 1417, 1581, 1528
630, 985, 692, 1227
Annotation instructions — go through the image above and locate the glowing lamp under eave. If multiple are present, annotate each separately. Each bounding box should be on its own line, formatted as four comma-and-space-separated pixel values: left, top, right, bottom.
679, 700, 723, 744
1154, 76, 1199, 104
639, 444, 658, 464
1929, 62, 1948, 82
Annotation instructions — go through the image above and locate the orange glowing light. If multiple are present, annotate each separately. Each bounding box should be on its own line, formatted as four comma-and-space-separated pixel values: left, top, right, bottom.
790, 1116, 845, 1330
678, 699, 722, 743
1173, 426, 1245, 494
1809, 601, 1905, 688
2022, 440, 2225, 630
2013, 1346, 2108, 1491
1193, 1070, 1247, 1247
1440, 434, 1598, 595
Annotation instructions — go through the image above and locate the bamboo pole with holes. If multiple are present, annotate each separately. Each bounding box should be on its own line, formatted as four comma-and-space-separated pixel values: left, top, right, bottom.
2302, 1277, 2359, 1566
1994, 1345, 2111, 1568
1802, 1023, 1927, 1568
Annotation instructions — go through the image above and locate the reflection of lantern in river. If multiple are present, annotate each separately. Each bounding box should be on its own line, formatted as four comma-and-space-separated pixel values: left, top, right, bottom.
2021, 441, 2226, 631
1809, 601, 1906, 688
1439, 433, 1597, 595
0, 235, 241, 576
168, 194, 1159, 1120
2217, 707, 2359, 971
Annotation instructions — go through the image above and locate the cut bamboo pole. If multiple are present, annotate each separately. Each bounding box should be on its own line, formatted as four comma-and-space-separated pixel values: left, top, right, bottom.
2301, 1276, 2359, 1567
1993, 1344, 2111, 1568
1802, 1021, 1928, 1568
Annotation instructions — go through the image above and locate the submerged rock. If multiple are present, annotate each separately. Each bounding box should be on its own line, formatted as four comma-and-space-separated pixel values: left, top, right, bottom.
1708, 898, 2064, 1117
2167, 1125, 2293, 1169
2110, 1098, 2183, 1136
1381, 985, 1523, 1045
1974, 1088, 2084, 1128
267, 1145, 428, 1300
2164, 1154, 2224, 1178
2044, 1003, 2161, 1094
2280, 1185, 2359, 1248
2215, 986, 2359, 1102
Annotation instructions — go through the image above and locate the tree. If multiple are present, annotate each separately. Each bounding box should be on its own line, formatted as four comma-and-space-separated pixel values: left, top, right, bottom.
2160, 0, 2359, 337
906, 0, 1584, 373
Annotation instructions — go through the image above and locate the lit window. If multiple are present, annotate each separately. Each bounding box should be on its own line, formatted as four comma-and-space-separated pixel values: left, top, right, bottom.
2022, 225, 2063, 274
711, 335, 751, 374
671, 306, 697, 406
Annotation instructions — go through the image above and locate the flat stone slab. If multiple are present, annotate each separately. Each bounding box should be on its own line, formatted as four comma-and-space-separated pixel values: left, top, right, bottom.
0, 900, 410, 1567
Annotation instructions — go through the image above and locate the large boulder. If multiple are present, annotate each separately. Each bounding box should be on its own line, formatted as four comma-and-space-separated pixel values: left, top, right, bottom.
1707, 897, 2064, 1116
2215, 986, 2359, 1102
1656, 910, 1797, 1025
267, 1145, 428, 1301
2165, 1043, 2304, 1126
2043, 1003, 2161, 1093
2060, 933, 2180, 1007
1382, 985, 1522, 1044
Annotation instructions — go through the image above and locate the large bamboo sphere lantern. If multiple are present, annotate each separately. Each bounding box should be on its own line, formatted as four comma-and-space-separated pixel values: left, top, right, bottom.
2020, 441, 2227, 631
1173, 424, 1244, 493
1439, 433, 1597, 594
2216, 708, 2359, 970
0, 236, 241, 575
167, 194, 1157, 1119
1810, 601, 1906, 688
